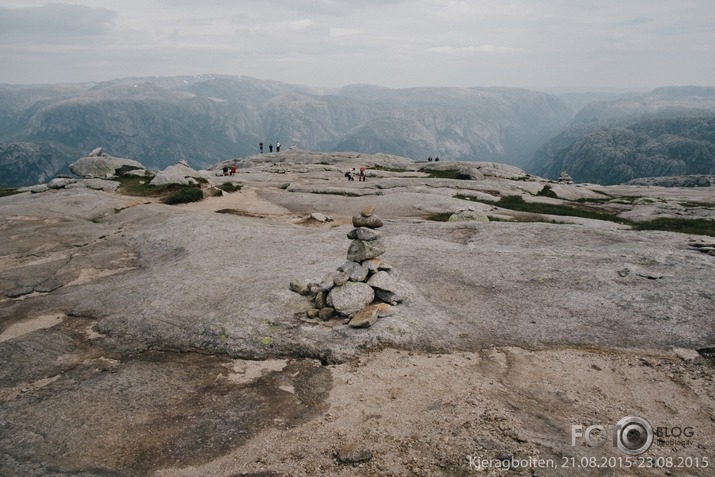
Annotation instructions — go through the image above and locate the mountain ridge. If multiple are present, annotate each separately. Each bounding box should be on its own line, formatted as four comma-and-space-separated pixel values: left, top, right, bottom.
0, 75, 574, 186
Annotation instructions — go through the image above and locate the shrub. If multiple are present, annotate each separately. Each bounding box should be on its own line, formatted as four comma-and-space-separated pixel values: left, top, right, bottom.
218, 182, 242, 193
162, 187, 204, 205
0, 188, 21, 197
536, 184, 559, 198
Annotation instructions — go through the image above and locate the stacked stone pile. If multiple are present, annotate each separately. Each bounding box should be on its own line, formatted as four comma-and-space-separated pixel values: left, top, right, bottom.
290, 206, 407, 328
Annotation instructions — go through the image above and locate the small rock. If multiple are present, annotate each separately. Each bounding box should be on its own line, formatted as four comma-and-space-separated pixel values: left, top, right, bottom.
361, 205, 376, 217
314, 290, 328, 309
306, 308, 320, 319
672, 348, 701, 362
310, 212, 332, 223
334, 272, 350, 286
618, 268, 631, 277
289, 278, 311, 296
318, 307, 336, 321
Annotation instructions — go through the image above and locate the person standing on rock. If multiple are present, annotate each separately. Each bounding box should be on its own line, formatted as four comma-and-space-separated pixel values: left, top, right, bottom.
259, 141, 263, 153
276, 142, 281, 152
269, 144, 273, 153
359, 166, 366, 181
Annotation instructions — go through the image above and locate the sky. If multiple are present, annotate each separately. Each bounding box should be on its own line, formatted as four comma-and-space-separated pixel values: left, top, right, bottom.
0, 0, 714, 91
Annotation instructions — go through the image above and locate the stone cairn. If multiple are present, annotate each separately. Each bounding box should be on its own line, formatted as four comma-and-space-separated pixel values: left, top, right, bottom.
290, 206, 407, 328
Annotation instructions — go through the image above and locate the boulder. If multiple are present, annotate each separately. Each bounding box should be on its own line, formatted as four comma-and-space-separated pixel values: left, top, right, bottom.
327, 282, 375, 316
150, 162, 203, 186
47, 178, 77, 189
70, 155, 145, 179
448, 208, 489, 222
347, 239, 386, 262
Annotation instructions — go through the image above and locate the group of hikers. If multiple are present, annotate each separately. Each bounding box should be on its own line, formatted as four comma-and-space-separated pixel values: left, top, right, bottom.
345, 167, 367, 181
221, 164, 237, 176
258, 141, 280, 153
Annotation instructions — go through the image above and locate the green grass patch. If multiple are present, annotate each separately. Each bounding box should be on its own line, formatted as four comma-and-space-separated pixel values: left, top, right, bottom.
0, 188, 21, 197
458, 194, 628, 223
162, 187, 204, 205
426, 212, 453, 222
218, 182, 242, 193
576, 197, 612, 204
680, 201, 715, 209
371, 165, 409, 173
536, 184, 559, 198
632, 217, 715, 237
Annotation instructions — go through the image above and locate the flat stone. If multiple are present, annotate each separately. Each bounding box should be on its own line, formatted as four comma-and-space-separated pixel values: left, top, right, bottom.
347, 227, 382, 241
347, 239, 386, 262
310, 212, 332, 223
348, 304, 380, 328
375, 288, 408, 305
352, 214, 383, 229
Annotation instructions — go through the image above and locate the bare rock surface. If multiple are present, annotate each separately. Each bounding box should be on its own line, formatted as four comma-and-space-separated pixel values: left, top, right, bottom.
1, 151, 714, 476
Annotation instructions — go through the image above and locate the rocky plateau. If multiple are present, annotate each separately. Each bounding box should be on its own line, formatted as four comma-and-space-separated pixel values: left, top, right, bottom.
1, 150, 714, 476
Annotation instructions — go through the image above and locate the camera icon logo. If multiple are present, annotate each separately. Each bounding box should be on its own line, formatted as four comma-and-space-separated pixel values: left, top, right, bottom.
615, 416, 653, 456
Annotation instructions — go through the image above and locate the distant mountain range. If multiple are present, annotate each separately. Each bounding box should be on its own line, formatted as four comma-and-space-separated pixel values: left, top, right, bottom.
1, 76, 714, 187
0, 75, 574, 186
531, 86, 715, 185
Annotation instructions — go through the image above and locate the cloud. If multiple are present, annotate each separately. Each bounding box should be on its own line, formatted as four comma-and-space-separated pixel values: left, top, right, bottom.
0, 3, 116, 43
427, 44, 526, 54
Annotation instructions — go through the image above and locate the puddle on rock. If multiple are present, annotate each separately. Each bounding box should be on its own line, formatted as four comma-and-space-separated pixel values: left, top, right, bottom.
0, 313, 66, 342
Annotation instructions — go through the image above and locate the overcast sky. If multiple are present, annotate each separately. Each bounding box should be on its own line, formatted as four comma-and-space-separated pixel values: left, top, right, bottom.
1, 0, 713, 91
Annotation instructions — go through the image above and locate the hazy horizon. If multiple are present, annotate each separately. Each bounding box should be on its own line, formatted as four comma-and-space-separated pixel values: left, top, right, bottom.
1, 1, 714, 91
